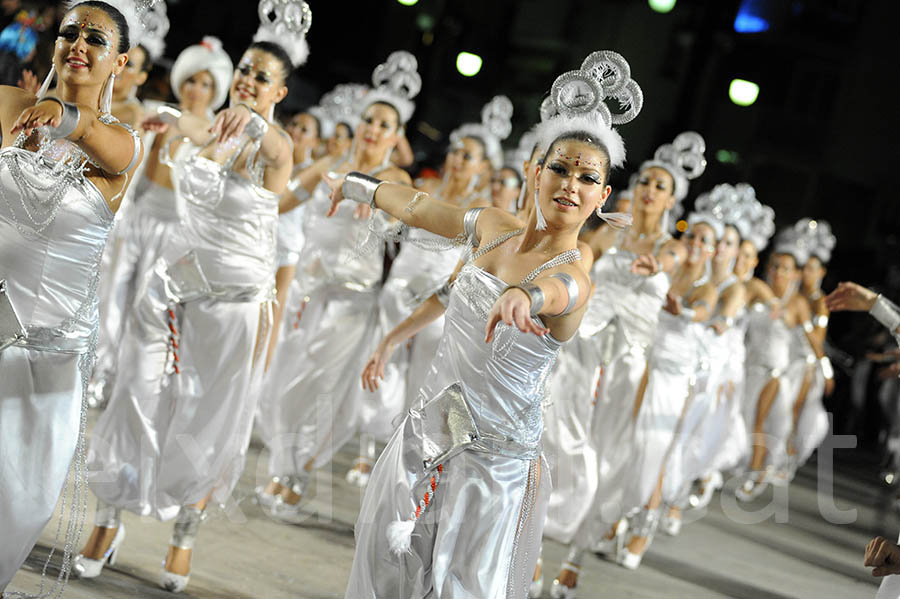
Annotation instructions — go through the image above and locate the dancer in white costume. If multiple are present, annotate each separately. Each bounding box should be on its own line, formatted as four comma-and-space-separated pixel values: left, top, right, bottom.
340, 50, 641, 599
90, 35, 232, 407
88, 0, 168, 408
257, 51, 416, 514
683, 185, 776, 510
785, 219, 836, 476
0, 0, 146, 592
347, 96, 509, 486
736, 222, 826, 500
77, 1, 305, 591
549, 132, 706, 597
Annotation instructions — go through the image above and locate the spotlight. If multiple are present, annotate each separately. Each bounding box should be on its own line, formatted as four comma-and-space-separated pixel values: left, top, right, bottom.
676, 220, 688, 233
648, 0, 676, 13
397, 0, 419, 5
734, 0, 771, 33
729, 79, 759, 107
456, 52, 483, 77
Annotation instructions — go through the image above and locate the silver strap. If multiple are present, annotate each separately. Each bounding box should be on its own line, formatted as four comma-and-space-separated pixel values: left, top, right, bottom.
463, 207, 484, 246
679, 306, 697, 322
870, 295, 900, 334
170, 506, 204, 550
549, 272, 579, 316
109, 121, 142, 175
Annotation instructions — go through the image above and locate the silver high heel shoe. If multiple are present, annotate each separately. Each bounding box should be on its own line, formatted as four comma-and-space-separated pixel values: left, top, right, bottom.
271, 475, 307, 522
593, 519, 627, 559
618, 507, 661, 570
160, 506, 204, 593
549, 561, 580, 599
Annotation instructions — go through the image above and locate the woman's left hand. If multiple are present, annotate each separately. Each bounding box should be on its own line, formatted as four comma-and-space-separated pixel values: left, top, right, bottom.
209, 104, 253, 144
11, 99, 65, 136
485, 288, 549, 343
321, 172, 346, 217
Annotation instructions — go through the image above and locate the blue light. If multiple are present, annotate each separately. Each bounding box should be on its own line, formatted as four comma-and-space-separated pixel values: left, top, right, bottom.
734, 0, 771, 33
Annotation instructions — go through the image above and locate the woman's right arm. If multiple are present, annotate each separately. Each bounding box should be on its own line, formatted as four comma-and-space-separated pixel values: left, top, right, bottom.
0, 86, 37, 149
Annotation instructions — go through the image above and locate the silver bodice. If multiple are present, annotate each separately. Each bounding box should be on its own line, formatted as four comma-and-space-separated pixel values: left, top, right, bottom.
579, 245, 670, 348
744, 303, 793, 372
414, 264, 564, 459
295, 181, 386, 293
0, 146, 113, 352
171, 154, 278, 295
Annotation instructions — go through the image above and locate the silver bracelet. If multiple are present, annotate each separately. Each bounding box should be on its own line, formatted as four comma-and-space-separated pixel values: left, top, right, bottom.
802, 320, 814, 334
870, 295, 900, 334
549, 272, 579, 316
820, 356, 834, 379
156, 104, 183, 125
41, 97, 80, 140
342, 171, 384, 206
507, 282, 545, 317
814, 314, 829, 328
239, 104, 269, 140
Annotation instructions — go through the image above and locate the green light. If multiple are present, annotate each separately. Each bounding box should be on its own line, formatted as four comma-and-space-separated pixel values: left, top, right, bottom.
397, 0, 418, 5
456, 52, 483, 77
648, 0, 676, 13
715, 149, 740, 164
729, 78, 759, 106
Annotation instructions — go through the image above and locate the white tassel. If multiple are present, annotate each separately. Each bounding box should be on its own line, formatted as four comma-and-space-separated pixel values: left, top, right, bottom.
36, 64, 56, 100
534, 188, 548, 231
100, 72, 115, 115
386, 519, 416, 556
598, 210, 633, 230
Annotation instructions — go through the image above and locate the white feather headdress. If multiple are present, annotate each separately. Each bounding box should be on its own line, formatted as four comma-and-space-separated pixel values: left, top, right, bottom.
449, 95, 514, 170
137, 0, 168, 61
253, 0, 312, 68
359, 51, 422, 125
774, 218, 835, 265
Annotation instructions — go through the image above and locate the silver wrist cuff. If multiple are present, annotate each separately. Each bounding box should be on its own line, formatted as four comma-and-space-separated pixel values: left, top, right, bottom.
245, 109, 269, 141
156, 104, 183, 125
820, 356, 834, 379
814, 314, 829, 328
42, 98, 80, 139
342, 171, 384, 206
802, 320, 814, 334
871, 295, 900, 334
549, 272, 579, 316
679, 307, 696, 322
508, 283, 545, 317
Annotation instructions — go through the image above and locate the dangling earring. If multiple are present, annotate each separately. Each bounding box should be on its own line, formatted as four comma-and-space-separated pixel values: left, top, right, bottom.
100, 72, 115, 115
534, 187, 548, 230
466, 173, 479, 193
516, 184, 526, 212
662, 208, 670, 234
36, 64, 56, 100
266, 104, 275, 122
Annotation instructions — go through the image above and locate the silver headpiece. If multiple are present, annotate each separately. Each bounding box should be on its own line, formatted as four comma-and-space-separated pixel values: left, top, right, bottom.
534, 50, 644, 169
450, 95, 514, 170
64, 0, 161, 50
688, 183, 775, 250
775, 218, 835, 265
640, 131, 706, 202
138, 0, 168, 61
170, 36, 234, 110
317, 83, 370, 138
253, 0, 312, 67
360, 51, 421, 125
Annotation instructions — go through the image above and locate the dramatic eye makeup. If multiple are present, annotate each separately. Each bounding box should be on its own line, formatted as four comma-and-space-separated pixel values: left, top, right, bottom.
58, 24, 112, 49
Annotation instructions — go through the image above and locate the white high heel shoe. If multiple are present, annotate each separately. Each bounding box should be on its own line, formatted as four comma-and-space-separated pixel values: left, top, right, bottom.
72, 525, 125, 579
159, 506, 203, 593
549, 562, 579, 599
345, 459, 372, 487
689, 471, 723, 509
528, 556, 544, 598
660, 511, 682, 537
159, 566, 190, 593
618, 547, 643, 570
594, 519, 627, 558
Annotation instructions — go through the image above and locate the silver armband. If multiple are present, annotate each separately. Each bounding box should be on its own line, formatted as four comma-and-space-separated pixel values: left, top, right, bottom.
820, 356, 834, 379
463, 207, 485, 245
814, 314, 829, 328
549, 272, 579, 316
41, 98, 80, 140
870, 295, 900, 334
245, 109, 269, 141
507, 283, 545, 317
156, 104, 183, 125
679, 307, 697, 322
802, 320, 814, 334
342, 171, 384, 206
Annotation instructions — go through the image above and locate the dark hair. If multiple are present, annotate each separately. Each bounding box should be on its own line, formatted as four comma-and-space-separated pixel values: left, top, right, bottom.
335, 121, 354, 139
135, 44, 153, 73
460, 134, 488, 162
542, 131, 612, 186
69, 1, 130, 53
367, 101, 401, 130
302, 112, 321, 139
248, 41, 293, 81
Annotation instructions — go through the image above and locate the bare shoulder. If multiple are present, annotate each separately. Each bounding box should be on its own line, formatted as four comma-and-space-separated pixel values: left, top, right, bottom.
382, 165, 412, 186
